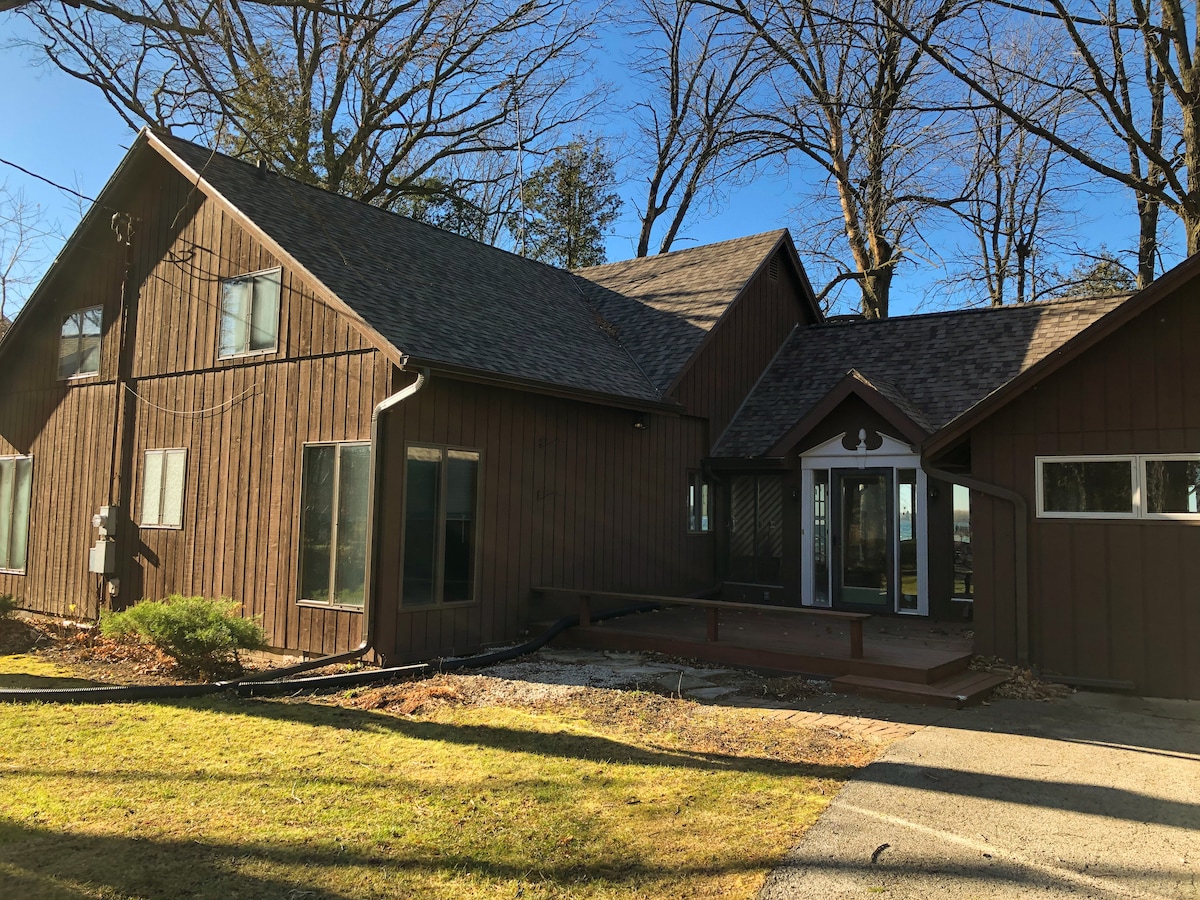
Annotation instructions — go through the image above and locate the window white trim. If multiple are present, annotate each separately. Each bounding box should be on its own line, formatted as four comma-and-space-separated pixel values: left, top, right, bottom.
140, 448, 187, 529
58, 306, 103, 380
218, 267, 281, 359
0, 454, 33, 574
1035, 454, 1200, 520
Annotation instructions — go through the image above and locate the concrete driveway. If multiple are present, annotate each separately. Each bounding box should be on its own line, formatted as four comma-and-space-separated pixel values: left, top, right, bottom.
760, 692, 1200, 899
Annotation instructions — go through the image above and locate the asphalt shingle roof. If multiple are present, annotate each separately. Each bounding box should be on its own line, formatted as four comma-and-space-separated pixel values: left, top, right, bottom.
160, 135, 664, 403
715, 295, 1129, 458
573, 231, 787, 390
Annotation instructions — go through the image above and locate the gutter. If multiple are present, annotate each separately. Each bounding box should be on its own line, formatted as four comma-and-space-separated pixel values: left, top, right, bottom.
921, 458, 1030, 667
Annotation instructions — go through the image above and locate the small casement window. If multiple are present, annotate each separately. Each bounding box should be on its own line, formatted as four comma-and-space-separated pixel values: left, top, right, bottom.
219, 268, 281, 358
687, 471, 712, 533
59, 307, 102, 379
0, 455, 33, 573
402, 445, 480, 607
299, 442, 371, 608
1036, 455, 1200, 520
141, 449, 187, 528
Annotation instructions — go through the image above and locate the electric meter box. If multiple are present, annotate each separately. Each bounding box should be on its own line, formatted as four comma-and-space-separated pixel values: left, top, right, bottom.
89, 540, 117, 575
92, 506, 119, 538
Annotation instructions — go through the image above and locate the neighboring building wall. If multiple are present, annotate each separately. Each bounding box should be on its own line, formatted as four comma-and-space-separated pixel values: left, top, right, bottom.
969, 286, 1200, 699
672, 252, 810, 440
374, 375, 716, 663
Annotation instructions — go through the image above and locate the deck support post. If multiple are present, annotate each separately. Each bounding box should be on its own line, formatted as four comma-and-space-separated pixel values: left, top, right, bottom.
706, 608, 719, 642
579, 594, 592, 627
850, 621, 863, 659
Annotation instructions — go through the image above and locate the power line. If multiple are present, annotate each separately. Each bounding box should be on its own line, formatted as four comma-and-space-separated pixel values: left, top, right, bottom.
0, 156, 99, 205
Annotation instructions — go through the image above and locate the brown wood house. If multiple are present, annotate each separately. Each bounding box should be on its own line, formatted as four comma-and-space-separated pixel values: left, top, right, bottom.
0, 130, 1195, 698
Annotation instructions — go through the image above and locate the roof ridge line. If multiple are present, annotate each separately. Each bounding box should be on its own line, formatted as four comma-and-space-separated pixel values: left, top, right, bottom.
809, 294, 1131, 328
575, 229, 788, 273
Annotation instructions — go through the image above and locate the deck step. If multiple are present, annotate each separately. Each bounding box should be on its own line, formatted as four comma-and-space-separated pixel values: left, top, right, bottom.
832, 669, 1009, 708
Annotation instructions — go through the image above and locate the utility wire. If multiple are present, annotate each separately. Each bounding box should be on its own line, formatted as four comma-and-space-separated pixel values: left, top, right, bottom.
0, 155, 98, 204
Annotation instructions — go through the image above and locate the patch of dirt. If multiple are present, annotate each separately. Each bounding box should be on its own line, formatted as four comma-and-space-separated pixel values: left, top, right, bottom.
970, 655, 1074, 701
35, 622, 185, 684
0, 617, 49, 655
338, 671, 875, 768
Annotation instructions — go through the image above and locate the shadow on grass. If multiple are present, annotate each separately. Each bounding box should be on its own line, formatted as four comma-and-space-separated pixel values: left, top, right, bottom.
86, 696, 1195, 832
0, 816, 776, 900
214, 694, 862, 778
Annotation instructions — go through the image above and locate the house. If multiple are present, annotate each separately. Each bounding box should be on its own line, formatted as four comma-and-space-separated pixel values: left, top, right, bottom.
0, 129, 1195, 699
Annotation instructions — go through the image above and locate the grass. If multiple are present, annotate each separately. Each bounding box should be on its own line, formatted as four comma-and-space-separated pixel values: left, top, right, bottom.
0, 658, 875, 899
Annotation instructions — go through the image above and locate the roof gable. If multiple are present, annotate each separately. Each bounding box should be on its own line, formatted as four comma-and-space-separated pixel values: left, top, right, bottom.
574, 231, 815, 391
715, 295, 1127, 458
924, 252, 1200, 456
764, 368, 932, 455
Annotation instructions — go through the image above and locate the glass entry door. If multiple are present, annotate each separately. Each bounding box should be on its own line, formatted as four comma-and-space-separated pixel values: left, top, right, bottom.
833, 470, 893, 609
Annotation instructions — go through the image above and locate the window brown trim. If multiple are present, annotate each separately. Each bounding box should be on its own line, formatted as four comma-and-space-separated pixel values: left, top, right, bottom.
399, 442, 483, 609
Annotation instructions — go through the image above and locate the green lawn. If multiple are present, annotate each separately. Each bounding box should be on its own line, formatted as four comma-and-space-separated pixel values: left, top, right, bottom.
0, 655, 871, 899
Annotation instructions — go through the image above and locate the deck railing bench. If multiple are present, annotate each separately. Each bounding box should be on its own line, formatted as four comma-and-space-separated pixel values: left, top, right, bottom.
532, 588, 872, 660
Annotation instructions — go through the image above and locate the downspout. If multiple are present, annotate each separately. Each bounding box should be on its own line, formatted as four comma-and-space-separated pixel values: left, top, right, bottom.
920, 457, 1030, 667
258, 365, 426, 680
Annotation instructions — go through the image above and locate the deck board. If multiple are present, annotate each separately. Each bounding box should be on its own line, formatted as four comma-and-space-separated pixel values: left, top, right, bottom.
558, 606, 974, 684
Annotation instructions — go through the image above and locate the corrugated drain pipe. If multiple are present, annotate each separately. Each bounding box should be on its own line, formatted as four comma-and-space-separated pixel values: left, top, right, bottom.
0, 602, 660, 703
921, 458, 1030, 667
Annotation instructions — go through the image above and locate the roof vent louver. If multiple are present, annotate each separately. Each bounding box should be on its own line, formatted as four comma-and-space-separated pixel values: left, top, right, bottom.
768, 254, 780, 280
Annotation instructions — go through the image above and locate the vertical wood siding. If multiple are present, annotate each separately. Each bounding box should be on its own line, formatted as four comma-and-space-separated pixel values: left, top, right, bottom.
672, 257, 812, 442
0, 152, 719, 660
0, 155, 385, 653
969, 287, 1200, 698
373, 376, 716, 662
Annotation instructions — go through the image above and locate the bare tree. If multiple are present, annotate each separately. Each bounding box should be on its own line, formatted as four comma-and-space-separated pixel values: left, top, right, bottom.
0, 184, 55, 325
941, 28, 1084, 305
705, 0, 960, 318
885, 0, 1186, 286
18, 0, 599, 218
627, 0, 770, 256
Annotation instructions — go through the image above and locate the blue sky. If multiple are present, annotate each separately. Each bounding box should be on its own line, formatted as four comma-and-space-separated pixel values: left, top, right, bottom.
0, 12, 1159, 320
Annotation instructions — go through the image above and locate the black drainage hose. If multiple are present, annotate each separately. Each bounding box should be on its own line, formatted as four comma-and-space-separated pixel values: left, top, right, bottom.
0, 602, 661, 704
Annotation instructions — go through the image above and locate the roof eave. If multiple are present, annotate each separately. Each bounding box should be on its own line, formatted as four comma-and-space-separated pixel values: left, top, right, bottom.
403, 356, 685, 415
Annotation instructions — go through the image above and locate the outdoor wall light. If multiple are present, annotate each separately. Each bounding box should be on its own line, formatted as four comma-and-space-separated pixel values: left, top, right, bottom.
632, 413, 647, 430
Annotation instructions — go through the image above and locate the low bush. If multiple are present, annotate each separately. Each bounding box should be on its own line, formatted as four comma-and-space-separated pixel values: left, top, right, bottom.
100, 595, 266, 677
0, 594, 17, 619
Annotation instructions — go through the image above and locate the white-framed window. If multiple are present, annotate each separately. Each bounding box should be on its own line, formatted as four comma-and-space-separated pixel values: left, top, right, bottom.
141, 449, 187, 528
0, 455, 33, 573
219, 268, 281, 358
687, 471, 711, 533
1036, 455, 1200, 520
299, 441, 371, 608
59, 307, 102, 379
401, 445, 481, 607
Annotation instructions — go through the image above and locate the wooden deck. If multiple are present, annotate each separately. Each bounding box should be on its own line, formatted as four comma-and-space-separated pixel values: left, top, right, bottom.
549, 603, 1005, 707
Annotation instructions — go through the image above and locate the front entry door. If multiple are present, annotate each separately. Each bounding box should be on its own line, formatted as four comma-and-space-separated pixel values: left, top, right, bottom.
832, 469, 893, 610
